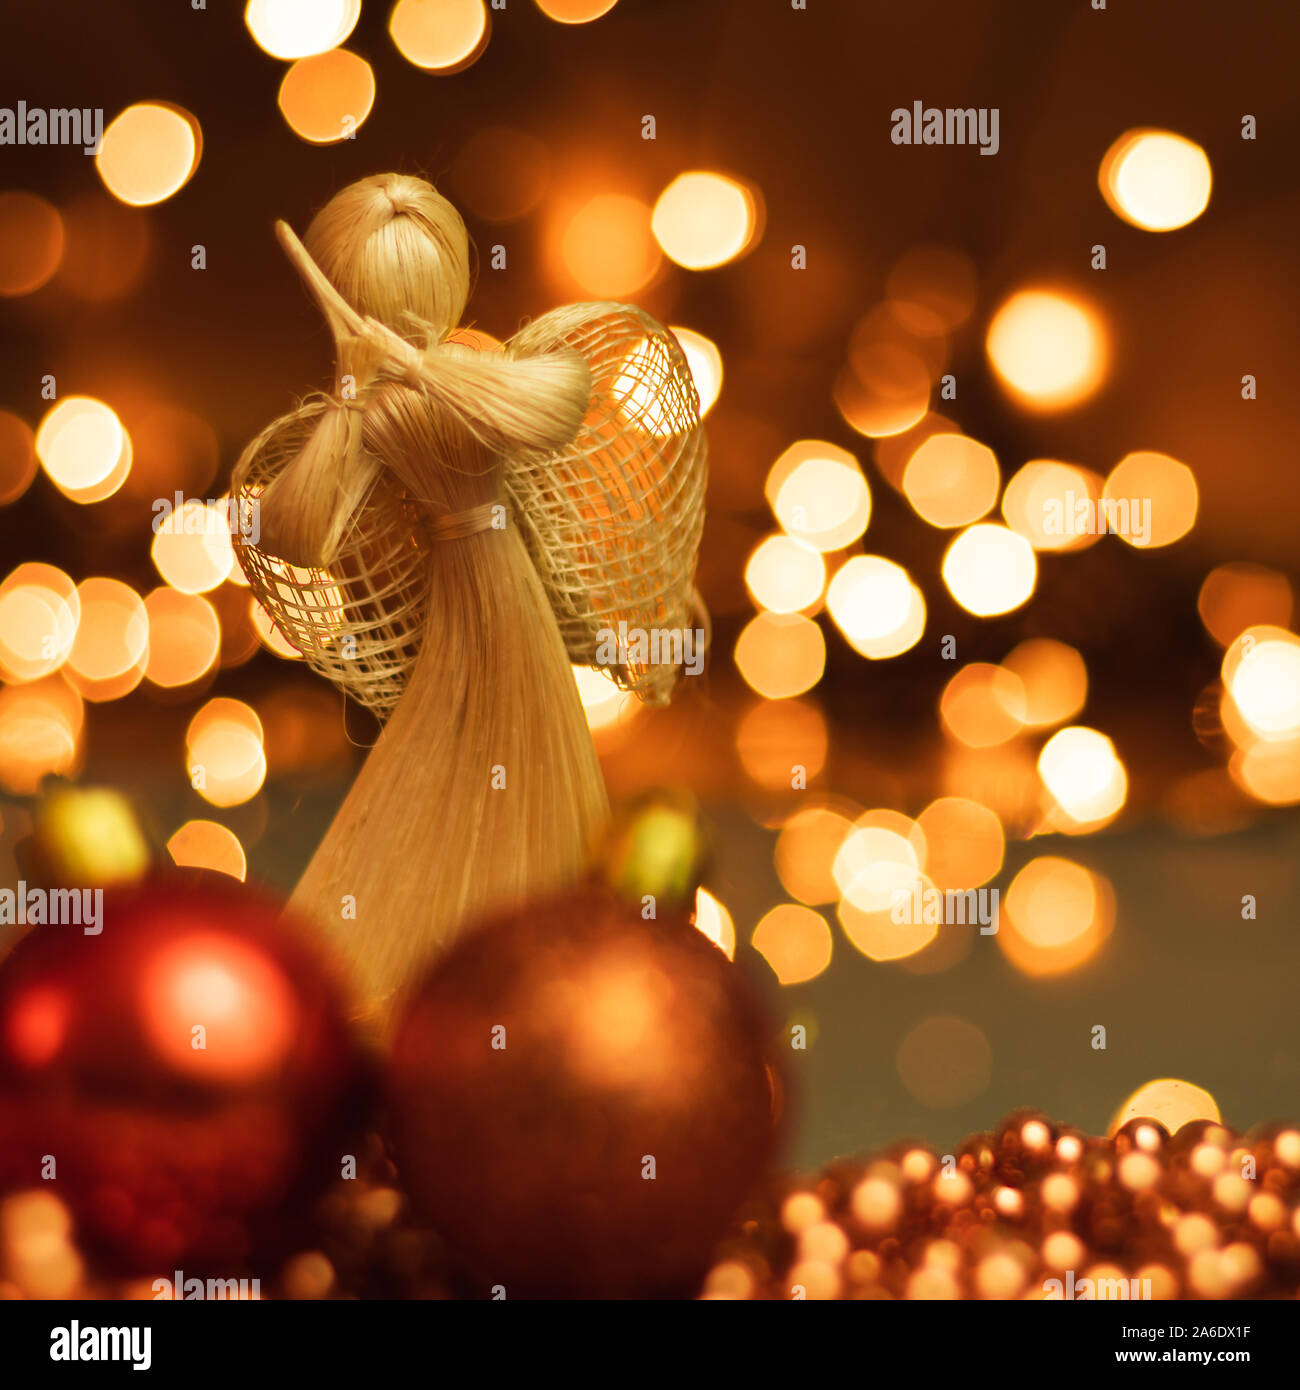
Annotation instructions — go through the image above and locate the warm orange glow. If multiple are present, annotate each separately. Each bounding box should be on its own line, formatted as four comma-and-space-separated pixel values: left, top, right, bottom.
1001, 638, 1088, 728
245, 0, 360, 58
0, 677, 83, 793
768, 442, 871, 552
669, 326, 723, 416
885, 244, 977, 335
186, 698, 266, 808
0, 410, 36, 504
1100, 129, 1212, 232
985, 289, 1107, 410
1109, 1079, 1220, 1137
1001, 459, 1105, 552
249, 598, 302, 660
143, 588, 220, 688
826, 555, 924, 659
1001, 856, 1114, 976
64, 578, 149, 701
572, 663, 639, 732
560, 194, 660, 297
839, 866, 937, 961
652, 171, 758, 270
278, 50, 375, 143
167, 820, 248, 881
941, 524, 1036, 616
1103, 451, 1198, 548
1198, 564, 1293, 648
751, 904, 833, 984
735, 698, 827, 789
834, 359, 930, 440
902, 433, 999, 529
96, 104, 201, 206
745, 534, 825, 614
35, 396, 130, 501
535, 0, 619, 20
1038, 726, 1128, 827
1230, 740, 1300, 806
896, 1016, 992, 1108
151, 500, 236, 593
0, 563, 80, 682
916, 797, 1004, 890
774, 803, 855, 904
694, 886, 736, 960
389, 0, 489, 72
1222, 627, 1300, 740
142, 933, 296, 1081
939, 663, 1027, 747
733, 611, 825, 699
0, 192, 64, 296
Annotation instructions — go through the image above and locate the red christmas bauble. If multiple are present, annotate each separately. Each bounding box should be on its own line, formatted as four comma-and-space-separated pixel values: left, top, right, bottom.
387, 887, 780, 1297
0, 870, 368, 1275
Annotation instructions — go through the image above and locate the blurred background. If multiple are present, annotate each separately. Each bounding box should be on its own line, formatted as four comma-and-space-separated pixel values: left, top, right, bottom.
0, 0, 1297, 1169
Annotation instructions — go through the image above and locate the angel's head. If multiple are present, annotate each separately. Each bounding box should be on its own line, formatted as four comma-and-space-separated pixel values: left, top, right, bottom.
304, 173, 470, 346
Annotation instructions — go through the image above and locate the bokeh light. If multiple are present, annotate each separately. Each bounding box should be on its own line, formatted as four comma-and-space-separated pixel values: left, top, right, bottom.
939, 663, 1027, 748
1109, 1079, 1221, 1136
1102, 450, 1198, 548
1222, 627, 1300, 741
572, 663, 639, 732
1100, 129, 1212, 232
278, 50, 375, 143
669, 326, 723, 416
774, 803, 855, 905
142, 588, 221, 688
167, 819, 248, 880
733, 612, 825, 699
0, 678, 84, 794
151, 500, 236, 594
0, 563, 80, 683
35, 397, 131, 502
389, 0, 490, 72
752, 904, 833, 985
915, 797, 1004, 890
1038, 726, 1128, 828
652, 171, 759, 270
735, 699, 827, 789
1001, 459, 1104, 552
560, 194, 660, 297
1198, 564, 1293, 648
1001, 856, 1115, 977
941, 524, 1037, 617
186, 697, 267, 808
64, 578, 149, 702
96, 103, 201, 206
826, 555, 925, 659
0, 192, 64, 296
535, 0, 619, 20
745, 535, 825, 614
985, 289, 1107, 410
245, 0, 360, 58
902, 433, 1000, 529
1000, 638, 1088, 728
694, 886, 736, 960
0, 411, 37, 504
767, 442, 871, 552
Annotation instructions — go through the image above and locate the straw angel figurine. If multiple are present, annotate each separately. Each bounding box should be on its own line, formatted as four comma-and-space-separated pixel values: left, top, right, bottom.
233, 173, 707, 1019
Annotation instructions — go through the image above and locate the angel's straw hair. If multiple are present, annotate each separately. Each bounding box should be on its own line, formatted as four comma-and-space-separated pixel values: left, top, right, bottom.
248, 173, 610, 1019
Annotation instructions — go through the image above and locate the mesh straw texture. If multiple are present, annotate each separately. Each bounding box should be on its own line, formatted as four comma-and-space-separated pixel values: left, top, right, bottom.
233, 304, 707, 714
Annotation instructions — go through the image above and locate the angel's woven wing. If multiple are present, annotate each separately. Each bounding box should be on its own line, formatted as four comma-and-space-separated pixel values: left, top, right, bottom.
232, 401, 429, 720
505, 303, 708, 706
